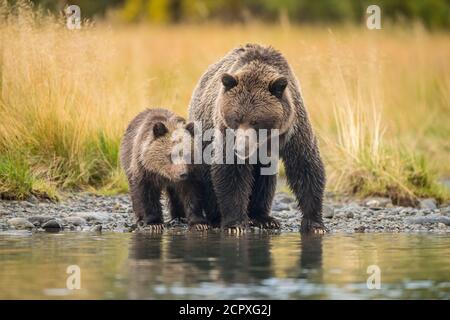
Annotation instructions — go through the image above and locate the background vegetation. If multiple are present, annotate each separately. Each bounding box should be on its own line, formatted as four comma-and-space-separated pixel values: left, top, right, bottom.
29, 0, 450, 29
0, 1, 449, 204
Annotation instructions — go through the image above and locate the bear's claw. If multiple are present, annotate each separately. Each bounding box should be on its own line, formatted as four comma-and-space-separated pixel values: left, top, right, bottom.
190, 223, 209, 231
226, 226, 246, 235
141, 223, 165, 232
250, 217, 281, 229
300, 219, 328, 234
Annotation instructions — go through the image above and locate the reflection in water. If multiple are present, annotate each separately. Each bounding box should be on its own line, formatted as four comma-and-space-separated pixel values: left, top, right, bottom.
0, 231, 449, 299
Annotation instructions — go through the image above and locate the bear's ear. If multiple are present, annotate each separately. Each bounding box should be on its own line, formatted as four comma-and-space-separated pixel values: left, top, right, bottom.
221, 73, 238, 91
153, 122, 168, 138
269, 77, 288, 99
185, 122, 195, 137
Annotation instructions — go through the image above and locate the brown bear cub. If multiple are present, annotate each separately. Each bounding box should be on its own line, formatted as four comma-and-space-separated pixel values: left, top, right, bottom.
120, 108, 208, 231
189, 43, 326, 234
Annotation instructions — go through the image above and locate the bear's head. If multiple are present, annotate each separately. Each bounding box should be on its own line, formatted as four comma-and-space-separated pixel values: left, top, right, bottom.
216, 61, 294, 159
140, 119, 195, 182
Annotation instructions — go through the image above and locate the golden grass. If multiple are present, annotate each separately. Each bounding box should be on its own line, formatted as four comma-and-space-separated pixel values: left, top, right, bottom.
0, 2, 449, 202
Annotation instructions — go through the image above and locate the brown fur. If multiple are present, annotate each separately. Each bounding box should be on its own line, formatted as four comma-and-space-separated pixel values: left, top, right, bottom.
188, 44, 326, 233
120, 108, 207, 228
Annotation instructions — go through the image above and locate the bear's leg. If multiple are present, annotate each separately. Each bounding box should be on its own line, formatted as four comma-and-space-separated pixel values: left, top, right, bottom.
130, 179, 164, 231
282, 138, 327, 234
248, 169, 280, 229
211, 164, 254, 232
182, 185, 209, 231
166, 186, 186, 221
200, 168, 221, 228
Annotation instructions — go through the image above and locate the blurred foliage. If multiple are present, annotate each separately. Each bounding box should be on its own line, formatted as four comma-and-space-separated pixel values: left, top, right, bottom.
26, 0, 450, 29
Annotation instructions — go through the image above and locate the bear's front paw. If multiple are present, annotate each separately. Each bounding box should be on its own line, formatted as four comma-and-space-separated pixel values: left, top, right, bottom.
225, 226, 247, 235
138, 221, 165, 232
250, 216, 281, 230
300, 219, 328, 234
189, 223, 209, 231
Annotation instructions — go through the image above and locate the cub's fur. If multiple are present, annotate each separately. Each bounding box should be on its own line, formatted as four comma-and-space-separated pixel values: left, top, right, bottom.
120, 108, 207, 230
188, 44, 326, 233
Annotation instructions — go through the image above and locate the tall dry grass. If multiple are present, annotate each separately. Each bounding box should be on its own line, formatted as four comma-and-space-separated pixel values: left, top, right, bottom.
0, 2, 449, 202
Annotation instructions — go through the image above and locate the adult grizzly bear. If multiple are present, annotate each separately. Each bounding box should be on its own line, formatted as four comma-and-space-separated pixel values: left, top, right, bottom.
120, 108, 208, 231
188, 44, 326, 233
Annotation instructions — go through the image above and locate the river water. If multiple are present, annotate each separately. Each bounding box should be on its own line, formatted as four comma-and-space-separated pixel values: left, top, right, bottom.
0, 231, 449, 299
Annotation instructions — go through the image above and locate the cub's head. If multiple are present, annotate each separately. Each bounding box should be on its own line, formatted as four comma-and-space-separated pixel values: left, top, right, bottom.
217, 62, 294, 159
141, 119, 195, 182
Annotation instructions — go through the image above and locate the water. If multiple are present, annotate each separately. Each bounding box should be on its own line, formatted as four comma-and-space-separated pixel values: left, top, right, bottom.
0, 231, 449, 299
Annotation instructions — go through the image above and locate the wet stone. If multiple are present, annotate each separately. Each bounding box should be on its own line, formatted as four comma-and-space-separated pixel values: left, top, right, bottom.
8, 217, 34, 230
323, 205, 334, 219
28, 215, 54, 226
419, 198, 437, 210
42, 219, 63, 231
63, 216, 87, 226
406, 214, 450, 226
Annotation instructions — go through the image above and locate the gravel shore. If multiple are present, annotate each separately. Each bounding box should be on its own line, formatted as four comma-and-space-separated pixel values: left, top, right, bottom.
1, 192, 449, 233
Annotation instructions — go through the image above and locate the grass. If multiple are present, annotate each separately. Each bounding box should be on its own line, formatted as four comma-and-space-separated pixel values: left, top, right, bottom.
0, 1, 449, 203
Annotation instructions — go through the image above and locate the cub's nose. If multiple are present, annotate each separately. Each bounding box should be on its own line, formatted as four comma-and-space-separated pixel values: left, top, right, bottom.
179, 173, 188, 180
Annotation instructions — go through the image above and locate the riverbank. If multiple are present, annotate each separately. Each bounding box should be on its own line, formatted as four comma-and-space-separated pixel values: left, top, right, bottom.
1, 192, 449, 234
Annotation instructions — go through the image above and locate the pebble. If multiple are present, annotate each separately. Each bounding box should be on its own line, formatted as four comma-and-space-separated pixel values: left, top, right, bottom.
419, 198, 437, 210
90, 224, 103, 232
7, 218, 34, 230
323, 205, 334, 219
0, 193, 449, 234
63, 216, 87, 226
28, 215, 54, 226
42, 220, 63, 231
365, 197, 392, 208
74, 211, 113, 223
406, 214, 450, 226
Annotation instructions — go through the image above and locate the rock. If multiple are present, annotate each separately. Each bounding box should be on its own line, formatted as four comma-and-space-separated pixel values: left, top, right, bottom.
28, 215, 54, 226
74, 211, 113, 223
90, 224, 102, 232
63, 216, 87, 226
22, 201, 35, 208
346, 212, 354, 219
406, 214, 450, 226
275, 194, 294, 204
42, 219, 63, 231
419, 198, 437, 210
365, 197, 392, 208
7, 218, 34, 230
26, 195, 39, 204
323, 205, 334, 218
354, 226, 366, 233
272, 202, 290, 212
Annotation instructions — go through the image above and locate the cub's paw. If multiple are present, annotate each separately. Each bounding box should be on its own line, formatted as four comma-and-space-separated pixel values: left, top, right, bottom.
250, 216, 281, 230
189, 223, 209, 231
300, 219, 328, 234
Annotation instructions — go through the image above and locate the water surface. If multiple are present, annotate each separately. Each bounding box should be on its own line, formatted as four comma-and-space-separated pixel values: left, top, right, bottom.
0, 231, 449, 299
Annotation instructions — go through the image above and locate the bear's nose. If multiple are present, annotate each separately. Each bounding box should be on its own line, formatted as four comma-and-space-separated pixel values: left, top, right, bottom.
179, 173, 188, 180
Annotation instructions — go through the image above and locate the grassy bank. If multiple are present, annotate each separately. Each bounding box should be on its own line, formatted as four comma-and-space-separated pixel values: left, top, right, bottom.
0, 2, 449, 203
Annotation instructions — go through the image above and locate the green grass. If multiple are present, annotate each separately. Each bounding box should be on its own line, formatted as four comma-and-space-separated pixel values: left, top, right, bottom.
0, 152, 58, 200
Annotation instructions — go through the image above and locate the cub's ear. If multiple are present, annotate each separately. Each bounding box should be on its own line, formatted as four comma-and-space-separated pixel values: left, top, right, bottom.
153, 122, 168, 138
221, 73, 238, 91
269, 77, 288, 99
185, 122, 195, 137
